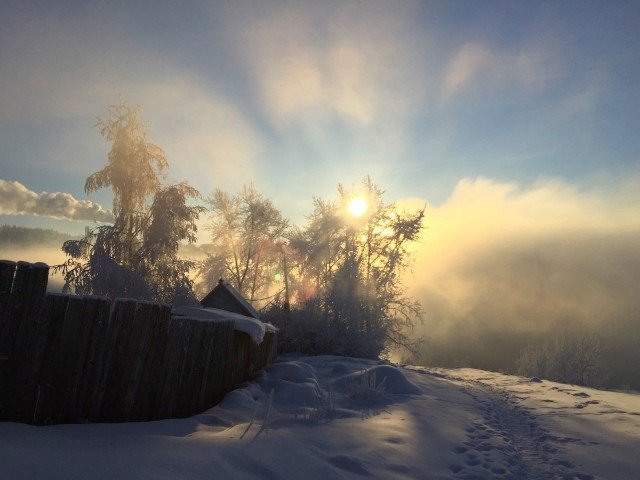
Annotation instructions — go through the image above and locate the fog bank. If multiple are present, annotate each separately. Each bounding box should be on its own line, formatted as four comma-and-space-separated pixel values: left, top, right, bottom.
403, 176, 640, 385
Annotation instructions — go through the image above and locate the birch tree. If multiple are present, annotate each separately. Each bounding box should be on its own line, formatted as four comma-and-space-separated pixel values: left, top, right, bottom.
58, 100, 204, 303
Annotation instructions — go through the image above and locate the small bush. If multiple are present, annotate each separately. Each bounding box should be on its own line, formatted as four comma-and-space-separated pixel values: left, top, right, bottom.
261, 301, 388, 359
347, 370, 387, 404
305, 390, 336, 424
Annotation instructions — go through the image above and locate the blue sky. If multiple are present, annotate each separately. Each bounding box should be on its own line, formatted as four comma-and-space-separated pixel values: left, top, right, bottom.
1, 0, 639, 234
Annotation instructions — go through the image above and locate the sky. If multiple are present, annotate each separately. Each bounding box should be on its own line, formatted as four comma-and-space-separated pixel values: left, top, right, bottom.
1, 0, 638, 233
1, 0, 639, 363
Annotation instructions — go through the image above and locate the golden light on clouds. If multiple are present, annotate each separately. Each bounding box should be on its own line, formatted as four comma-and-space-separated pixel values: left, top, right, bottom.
401, 176, 640, 340
348, 197, 367, 217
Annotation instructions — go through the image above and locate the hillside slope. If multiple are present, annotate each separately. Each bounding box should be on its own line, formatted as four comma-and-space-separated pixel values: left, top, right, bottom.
1, 356, 638, 479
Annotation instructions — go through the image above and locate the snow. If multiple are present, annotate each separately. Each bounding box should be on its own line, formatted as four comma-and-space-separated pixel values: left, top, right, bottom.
331, 365, 422, 395
2, 356, 639, 479
171, 306, 277, 344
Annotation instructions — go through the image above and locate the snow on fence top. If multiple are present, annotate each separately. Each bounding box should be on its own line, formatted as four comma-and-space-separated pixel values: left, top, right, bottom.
172, 306, 277, 344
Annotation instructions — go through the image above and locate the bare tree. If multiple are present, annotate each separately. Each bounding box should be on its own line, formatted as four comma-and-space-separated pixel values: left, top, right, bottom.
515, 333, 603, 387
198, 185, 288, 303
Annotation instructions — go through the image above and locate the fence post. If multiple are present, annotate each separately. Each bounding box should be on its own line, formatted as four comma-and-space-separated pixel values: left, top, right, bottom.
0, 262, 49, 360
3, 263, 49, 422
0, 260, 16, 312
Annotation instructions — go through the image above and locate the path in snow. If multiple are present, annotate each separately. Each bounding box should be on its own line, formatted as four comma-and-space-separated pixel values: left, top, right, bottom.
432, 368, 640, 480
457, 382, 593, 480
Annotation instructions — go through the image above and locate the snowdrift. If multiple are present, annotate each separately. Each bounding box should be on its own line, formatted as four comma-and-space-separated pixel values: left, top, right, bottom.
2, 356, 639, 479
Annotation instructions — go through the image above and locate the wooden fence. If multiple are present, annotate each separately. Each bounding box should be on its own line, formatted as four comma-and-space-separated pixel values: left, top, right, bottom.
0, 260, 276, 425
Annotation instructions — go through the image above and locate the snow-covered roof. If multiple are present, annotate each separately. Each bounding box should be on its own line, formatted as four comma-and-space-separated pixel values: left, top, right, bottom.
200, 279, 261, 319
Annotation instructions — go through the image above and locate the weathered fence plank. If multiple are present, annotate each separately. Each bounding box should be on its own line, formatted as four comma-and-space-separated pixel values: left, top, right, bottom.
77, 296, 111, 422
0, 260, 16, 311
100, 298, 137, 422
157, 316, 184, 419
167, 318, 195, 418
54, 296, 87, 423
1, 284, 48, 422
0, 260, 17, 375
197, 321, 218, 411
136, 303, 172, 421
122, 301, 155, 421
0, 263, 49, 421
211, 321, 235, 406
116, 301, 152, 421
32, 293, 71, 425
84, 296, 113, 422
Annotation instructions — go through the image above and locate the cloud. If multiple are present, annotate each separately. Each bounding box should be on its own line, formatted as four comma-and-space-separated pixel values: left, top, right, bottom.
442, 42, 540, 102
134, 78, 263, 192
0, 179, 114, 222
225, 2, 430, 152
0, 10, 263, 190
401, 175, 640, 366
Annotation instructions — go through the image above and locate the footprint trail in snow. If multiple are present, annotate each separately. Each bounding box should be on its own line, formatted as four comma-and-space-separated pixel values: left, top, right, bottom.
448, 379, 595, 480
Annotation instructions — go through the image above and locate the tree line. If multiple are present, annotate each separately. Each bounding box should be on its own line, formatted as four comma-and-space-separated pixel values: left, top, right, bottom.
56, 100, 426, 358
0, 225, 77, 248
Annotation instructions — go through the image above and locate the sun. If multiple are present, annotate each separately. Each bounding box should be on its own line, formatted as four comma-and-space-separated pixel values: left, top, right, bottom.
348, 197, 367, 217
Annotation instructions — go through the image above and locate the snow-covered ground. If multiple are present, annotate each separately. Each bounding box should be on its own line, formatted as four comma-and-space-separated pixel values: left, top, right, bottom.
2, 356, 639, 479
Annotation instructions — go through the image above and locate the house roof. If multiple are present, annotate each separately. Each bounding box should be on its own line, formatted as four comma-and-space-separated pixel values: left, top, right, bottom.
200, 279, 260, 319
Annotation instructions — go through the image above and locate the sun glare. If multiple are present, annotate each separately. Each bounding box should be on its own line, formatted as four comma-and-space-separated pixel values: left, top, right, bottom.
348, 197, 367, 217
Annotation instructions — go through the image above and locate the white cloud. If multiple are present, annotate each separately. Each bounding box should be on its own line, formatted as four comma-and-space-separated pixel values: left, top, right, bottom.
442, 42, 539, 102
226, 2, 430, 153
0, 179, 114, 222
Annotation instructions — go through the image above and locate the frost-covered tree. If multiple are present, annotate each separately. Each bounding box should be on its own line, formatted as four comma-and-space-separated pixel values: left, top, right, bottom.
57, 100, 204, 303
271, 176, 425, 358
197, 185, 288, 303
136, 182, 206, 303
85, 100, 168, 267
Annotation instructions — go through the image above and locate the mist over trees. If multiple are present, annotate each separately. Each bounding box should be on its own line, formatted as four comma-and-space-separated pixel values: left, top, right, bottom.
54, 101, 426, 358
50, 101, 638, 386
515, 334, 604, 387
0, 225, 77, 248
193, 178, 426, 358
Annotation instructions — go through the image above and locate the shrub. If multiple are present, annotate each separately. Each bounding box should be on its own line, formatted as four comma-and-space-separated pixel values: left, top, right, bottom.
515, 334, 604, 387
